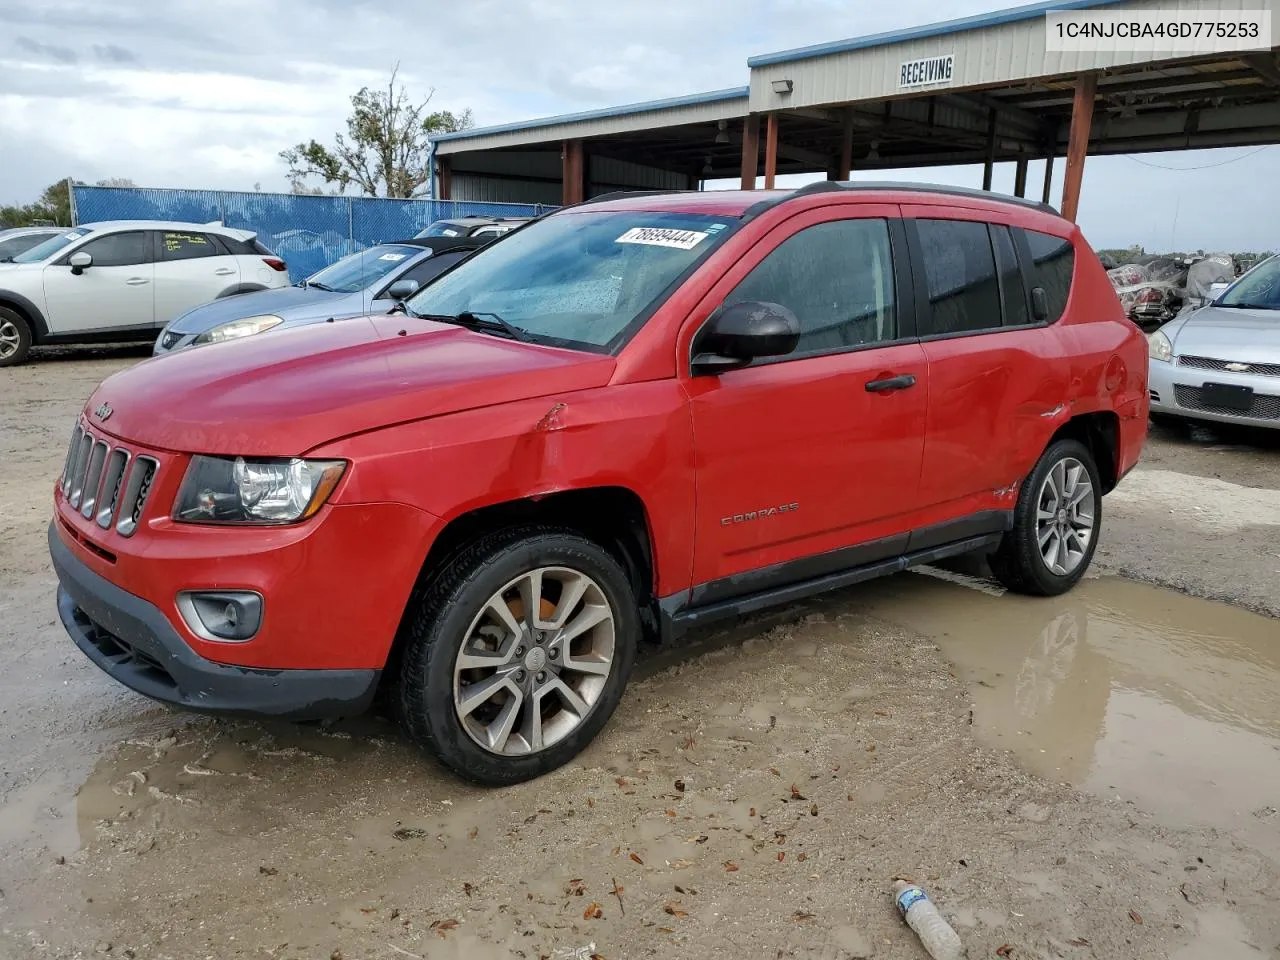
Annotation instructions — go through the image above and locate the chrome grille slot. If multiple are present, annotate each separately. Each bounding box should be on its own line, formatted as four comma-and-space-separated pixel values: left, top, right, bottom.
96, 448, 130, 529
61, 425, 84, 494
68, 430, 95, 508
79, 441, 109, 519
116, 457, 159, 537
1179, 355, 1280, 378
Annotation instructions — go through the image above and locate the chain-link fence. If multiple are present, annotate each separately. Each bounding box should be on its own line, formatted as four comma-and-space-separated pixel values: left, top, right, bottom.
71, 185, 551, 282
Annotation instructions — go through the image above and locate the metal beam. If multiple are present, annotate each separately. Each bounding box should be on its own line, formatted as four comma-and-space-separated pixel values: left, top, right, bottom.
764, 112, 779, 189
1002, 69, 1261, 106
838, 108, 854, 180
982, 109, 997, 190
1013, 157, 1028, 197
1042, 154, 1054, 205
436, 154, 452, 200
1245, 53, 1280, 87
943, 93, 1043, 134
740, 115, 760, 190
562, 139, 585, 205
1061, 72, 1097, 223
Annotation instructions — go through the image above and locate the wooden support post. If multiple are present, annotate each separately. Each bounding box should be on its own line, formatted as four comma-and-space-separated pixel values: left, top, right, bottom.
1042, 154, 1055, 204
1013, 157, 1028, 197
1061, 71, 1097, 222
740, 115, 760, 190
764, 112, 779, 189
561, 139, 585, 205
982, 109, 997, 191
837, 108, 854, 181
436, 155, 452, 201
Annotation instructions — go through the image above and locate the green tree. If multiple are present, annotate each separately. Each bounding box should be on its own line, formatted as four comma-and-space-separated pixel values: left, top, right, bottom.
280, 66, 473, 198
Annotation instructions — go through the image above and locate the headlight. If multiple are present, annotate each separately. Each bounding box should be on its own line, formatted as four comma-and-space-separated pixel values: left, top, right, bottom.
174, 456, 346, 524
193, 314, 283, 345
1148, 330, 1173, 362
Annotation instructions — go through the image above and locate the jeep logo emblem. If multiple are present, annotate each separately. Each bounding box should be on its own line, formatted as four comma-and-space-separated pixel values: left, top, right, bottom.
94, 402, 113, 422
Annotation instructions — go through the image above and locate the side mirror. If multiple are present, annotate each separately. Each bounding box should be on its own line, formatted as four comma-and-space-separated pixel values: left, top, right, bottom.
69, 251, 92, 275
1208, 281, 1230, 299
692, 300, 800, 374
385, 279, 419, 301
1030, 286, 1049, 323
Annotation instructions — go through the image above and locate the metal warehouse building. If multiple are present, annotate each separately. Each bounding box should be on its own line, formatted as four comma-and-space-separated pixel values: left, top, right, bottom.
432, 0, 1280, 221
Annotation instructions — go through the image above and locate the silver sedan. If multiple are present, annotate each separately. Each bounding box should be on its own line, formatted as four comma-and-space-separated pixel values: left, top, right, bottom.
1148, 254, 1280, 430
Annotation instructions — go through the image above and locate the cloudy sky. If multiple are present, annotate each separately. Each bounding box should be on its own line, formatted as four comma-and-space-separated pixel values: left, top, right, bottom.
2, 0, 1277, 251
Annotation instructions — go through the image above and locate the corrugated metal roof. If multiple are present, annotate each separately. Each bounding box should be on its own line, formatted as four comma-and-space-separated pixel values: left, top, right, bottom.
747, 0, 1131, 67
433, 87, 748, 154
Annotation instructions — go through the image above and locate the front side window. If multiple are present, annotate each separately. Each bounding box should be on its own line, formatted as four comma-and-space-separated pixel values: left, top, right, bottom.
406, 211, 738, 352
72, 231, 150, 267
720, 218, 897, 358
0, 232, 56, 260
1215, 254, 1280, 311
159, 232, 221, 261
13, 229, 91, 264
307, 245, 423, 294
1019, 229, 1075, 323
418, 221, 466, 238
392, 251, 468, 292
916, 219, 1001, 336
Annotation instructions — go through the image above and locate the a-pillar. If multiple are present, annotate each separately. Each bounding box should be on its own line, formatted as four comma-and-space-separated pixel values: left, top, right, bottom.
562, 139, 586, 205
763, 112, 779, 189
1061, 72, 1097, 222
740, 115, 760, 190
436, 155, 452, 201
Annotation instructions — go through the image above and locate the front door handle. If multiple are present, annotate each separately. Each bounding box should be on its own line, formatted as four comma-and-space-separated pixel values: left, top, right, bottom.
125, 277, 150, 286
865, 373, 917, 393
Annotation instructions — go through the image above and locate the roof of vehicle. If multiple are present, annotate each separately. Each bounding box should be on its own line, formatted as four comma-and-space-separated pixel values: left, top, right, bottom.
572, 183, 1061, 220
76, 220, 258, 238
0, 226, 61, 237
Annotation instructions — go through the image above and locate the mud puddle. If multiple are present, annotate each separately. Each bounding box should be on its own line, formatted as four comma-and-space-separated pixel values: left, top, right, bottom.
864, 572, 1280, 853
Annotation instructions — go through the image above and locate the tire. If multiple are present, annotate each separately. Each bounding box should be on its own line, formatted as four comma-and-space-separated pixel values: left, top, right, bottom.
395, 525, 639, 786
989, 439, 1101, 597
1149, 412, 1188, 433
0, 307, 33, 367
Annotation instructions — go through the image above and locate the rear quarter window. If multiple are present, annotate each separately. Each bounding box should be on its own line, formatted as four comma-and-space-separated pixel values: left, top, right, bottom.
1019, 229, 1075, 324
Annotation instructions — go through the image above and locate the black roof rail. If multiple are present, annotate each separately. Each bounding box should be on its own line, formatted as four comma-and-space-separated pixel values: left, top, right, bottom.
743, 180, 1059, 221
581, 189, 698, 206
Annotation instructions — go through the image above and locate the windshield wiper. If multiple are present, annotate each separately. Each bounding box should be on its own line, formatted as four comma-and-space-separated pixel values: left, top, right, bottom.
306, 280, 337, 293
1217, 301, 1278, 310
413, 310, 533, 342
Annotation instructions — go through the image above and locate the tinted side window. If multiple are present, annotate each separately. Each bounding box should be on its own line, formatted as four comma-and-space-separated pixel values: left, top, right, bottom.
1020, 229, 1075, 324
73, 231, 150, 267
916, 219, 1001, 336
0, 234, 52, 259
991, 225, 1029, 327
396, 252, 467, 291
722, 218, 897, 358
159, 231, 221, 261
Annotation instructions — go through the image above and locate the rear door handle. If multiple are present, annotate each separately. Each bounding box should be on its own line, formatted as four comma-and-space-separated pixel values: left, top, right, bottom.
214, 268, 235, 276
864, 373, 917, 393
126, 277, 150, 286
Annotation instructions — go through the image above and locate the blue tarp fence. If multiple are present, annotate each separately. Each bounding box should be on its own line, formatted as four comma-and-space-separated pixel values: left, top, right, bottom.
71, 185, 550, 282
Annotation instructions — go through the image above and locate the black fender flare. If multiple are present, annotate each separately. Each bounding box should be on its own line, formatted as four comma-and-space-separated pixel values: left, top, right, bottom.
0, 289, 50, 341
215, 284, 268, 299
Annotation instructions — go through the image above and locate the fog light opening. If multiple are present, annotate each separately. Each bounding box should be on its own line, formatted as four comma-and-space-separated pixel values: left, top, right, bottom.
177, 591, 263, 643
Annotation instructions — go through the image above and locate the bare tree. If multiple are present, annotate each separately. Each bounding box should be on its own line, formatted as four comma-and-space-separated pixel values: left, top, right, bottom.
280, 66, 473, 198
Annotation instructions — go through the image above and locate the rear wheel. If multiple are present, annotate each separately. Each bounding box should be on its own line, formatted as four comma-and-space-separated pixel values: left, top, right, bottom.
989, 439, 1101, 596
0, 307, 32, 367
395, 526, 638, 785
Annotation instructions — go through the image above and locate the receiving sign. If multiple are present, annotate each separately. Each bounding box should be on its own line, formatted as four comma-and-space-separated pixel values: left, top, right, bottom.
898, 54, 955, 89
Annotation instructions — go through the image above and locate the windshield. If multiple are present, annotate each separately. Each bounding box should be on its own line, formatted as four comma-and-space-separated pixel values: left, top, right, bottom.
1217, 256, 1280, 310
13, 229, 91, 264
305, 244, 420, 293
405, 210, 737, 351
417, 220, 470, 238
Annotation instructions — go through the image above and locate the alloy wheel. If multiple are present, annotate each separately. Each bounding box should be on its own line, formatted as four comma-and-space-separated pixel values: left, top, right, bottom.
0, 319, 20, 360
1035, 456, 1095, 576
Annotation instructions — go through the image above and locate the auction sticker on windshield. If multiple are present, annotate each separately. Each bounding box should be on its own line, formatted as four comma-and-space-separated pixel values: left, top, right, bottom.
616, 227, 708, 250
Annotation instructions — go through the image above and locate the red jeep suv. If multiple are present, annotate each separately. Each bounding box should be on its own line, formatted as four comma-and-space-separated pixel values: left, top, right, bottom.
50, 184, 1147, 785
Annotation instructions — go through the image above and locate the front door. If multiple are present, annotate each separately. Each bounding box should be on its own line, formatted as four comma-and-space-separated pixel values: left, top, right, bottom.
684, 205, 927, 602
42, 231, 154, 335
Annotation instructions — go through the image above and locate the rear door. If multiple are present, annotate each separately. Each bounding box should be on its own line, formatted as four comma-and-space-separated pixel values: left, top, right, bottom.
904, 207, 1071, 521
152, 230, 239, 325
42, 230, 154, 335
685, 204, 929, 599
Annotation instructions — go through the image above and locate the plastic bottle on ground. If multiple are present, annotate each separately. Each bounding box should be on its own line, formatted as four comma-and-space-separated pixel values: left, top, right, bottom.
893, 880, 965, 960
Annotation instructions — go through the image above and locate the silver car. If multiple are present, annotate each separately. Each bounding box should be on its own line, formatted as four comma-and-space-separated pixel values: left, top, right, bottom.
1148, 254, 1280, 429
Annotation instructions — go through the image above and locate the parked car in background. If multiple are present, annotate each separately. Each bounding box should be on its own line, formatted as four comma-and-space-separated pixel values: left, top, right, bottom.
1149, 253, 1280, 430
0, 226, 63, 262
154, 236, 490, 354
49, 184, 1146, 787
415, 216, 531, 239
0, 221, 289, 366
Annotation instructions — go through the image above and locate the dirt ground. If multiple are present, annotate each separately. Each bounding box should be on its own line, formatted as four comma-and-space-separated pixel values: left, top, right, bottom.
2, 347, 1278, 960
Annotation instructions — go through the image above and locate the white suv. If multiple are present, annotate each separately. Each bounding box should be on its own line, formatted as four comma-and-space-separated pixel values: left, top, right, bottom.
0, 220, 289, 366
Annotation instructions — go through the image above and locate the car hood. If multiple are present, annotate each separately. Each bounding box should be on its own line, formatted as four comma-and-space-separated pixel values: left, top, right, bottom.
1169, 306, 1280, 364
166, 286, 366, 333
89, 314, 616, 456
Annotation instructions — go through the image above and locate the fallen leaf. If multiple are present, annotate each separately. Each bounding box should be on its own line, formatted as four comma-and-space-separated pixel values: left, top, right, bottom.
590, 955, 607, 960
874, 709, 890, 717
1067, 938, 1091, 947
749, 807, 757, 817
832, 765, 840, 773
587, 797, 595, 809
865, 744, 876, 753
797, 852, 808, 862
468, 827, 478, 839
724, 861, 740, 873
683, 736, 696, 749
331, 951, 343, 960
393, 827, 428, 841
663, 901, 689, 918
670, 859, 694, 869
584, 902, 604, 920
791, 910, 816, 922
463, 882, 475, 897
390, 908, 400, 920
430, 919, 459, 938
847, 793, 856, 801
360, 907, 376, 915
1129, 909, 1143, 925
611, 846, 621, 856
674, 884, 692, 895
630, 853, 644, 865
996, 946, 1014, 958
258, 865, 278, 876
615, 777, 629, 787
611, 877, 626, 916
694, 835, 708, 844
774, 831, 787, 844
657, 927, 674, 934
769, 767, 780, 777
524, 813, 538, 824
1179, 883, 1196, 904
674, 779, 686, 793
777, 852, 785, 862
664, 808, 677, 817
790, 784, 806, 800
809, 802, 819, 817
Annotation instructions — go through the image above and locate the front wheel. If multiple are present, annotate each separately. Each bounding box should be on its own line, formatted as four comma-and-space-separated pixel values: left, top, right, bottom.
395, 526, 638, 786
0, 307, 32, 367
989, 439, 1101, 596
